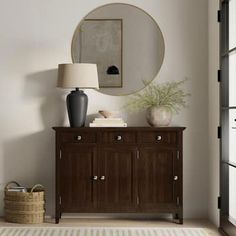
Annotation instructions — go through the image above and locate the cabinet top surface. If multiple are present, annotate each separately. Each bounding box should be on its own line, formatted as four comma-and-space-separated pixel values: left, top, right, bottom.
53, 127, 186, 131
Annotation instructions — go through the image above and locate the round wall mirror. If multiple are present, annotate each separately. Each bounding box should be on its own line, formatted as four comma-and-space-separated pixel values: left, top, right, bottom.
72, 3, 165, 96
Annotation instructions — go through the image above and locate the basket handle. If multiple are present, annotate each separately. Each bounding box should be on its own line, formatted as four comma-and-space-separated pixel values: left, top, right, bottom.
5, 181, 21, 191
31, 184, 44, 193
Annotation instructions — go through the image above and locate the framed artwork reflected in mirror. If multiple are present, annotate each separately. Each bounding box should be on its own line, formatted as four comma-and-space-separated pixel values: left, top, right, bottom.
80, 19, 122, 88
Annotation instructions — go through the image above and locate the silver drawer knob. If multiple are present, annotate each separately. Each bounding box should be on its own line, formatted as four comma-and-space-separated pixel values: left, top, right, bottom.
100, 176, 105, 181
116, 135, 122, 141
76, 135, 82, 141
156, 135, 162, 141
93, 176, 98, 181
174, 176, 178, 181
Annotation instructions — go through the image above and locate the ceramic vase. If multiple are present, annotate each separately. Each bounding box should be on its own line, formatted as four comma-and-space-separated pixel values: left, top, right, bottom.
66, 89, 88, 127
146, 106, 172, 127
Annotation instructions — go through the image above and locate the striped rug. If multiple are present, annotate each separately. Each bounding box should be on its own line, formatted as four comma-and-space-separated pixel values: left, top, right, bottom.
0, 227, 208, 236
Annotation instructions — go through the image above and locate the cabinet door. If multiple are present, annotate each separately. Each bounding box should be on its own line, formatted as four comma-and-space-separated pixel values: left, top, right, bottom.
138, 147, 179, 210
60, 144, 97, 212
98, 146, 137, 211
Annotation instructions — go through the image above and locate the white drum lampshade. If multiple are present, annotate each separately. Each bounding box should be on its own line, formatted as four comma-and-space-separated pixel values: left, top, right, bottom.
57, 63, 99, 89
57, 63, 99, 127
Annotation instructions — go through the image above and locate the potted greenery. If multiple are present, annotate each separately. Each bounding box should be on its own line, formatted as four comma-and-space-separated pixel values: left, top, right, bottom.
124, 79, 190, 126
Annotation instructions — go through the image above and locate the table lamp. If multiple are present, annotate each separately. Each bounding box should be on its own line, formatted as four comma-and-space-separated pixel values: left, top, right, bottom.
57, 63, 99, 127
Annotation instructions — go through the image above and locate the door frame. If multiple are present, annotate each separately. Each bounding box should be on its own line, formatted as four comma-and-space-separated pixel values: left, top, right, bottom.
219, 0, 236, 235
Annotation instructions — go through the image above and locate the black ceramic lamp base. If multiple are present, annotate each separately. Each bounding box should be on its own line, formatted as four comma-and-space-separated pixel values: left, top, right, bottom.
66, 88, 88, 127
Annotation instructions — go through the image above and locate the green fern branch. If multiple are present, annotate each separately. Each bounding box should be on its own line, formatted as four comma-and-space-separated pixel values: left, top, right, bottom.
124, 79, 190, 114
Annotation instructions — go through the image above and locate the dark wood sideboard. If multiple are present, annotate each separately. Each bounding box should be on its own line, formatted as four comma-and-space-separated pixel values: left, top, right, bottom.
53, 127, 185, 224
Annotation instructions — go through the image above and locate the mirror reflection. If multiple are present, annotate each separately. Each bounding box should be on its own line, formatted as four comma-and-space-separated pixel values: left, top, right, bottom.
72, 3, 165, 96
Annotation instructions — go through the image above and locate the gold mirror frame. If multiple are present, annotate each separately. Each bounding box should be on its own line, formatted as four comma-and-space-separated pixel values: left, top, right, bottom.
71, 3, 165, 96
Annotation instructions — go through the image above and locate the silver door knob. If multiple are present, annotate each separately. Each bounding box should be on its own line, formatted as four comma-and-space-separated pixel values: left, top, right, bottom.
116, 135, 122, 141
100, 176, 105, 181
156, 135, 162, 141
174, 176, 178, 181
76, 135, 82, 141
93, 176, 98, 180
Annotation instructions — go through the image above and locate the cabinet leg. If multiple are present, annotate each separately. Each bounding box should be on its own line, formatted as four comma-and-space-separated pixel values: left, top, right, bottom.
55, 210, 60, 224
178, 217, 183, 224
55, 216, 59, 224
173, 213, 183, 224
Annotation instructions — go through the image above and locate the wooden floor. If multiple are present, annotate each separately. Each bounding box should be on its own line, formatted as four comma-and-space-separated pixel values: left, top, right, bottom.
0, 218, 221, 236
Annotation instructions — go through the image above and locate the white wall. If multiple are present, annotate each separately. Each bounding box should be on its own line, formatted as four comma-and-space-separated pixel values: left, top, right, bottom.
208, 0, 220, 226
0, 0, 209, 218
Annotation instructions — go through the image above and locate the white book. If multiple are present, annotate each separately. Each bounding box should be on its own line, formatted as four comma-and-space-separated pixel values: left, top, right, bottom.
8, 187, 27, 192
89, 123, 127, 127
94, 118, 123, 122
8, 189, 23, 192
95, 118, 122, 120
8, 187, 25, 190
93, 120, 124, 124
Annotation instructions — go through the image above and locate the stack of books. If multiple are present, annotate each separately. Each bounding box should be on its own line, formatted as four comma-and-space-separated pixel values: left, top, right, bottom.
89, 118, 127, 127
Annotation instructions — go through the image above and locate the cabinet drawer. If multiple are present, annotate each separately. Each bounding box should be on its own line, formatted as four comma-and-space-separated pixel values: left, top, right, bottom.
138, 131, 178, 145
101, 131, 136, 144
60, 132, 97, 143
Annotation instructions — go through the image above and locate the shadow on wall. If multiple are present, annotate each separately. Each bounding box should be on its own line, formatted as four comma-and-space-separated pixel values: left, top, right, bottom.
85, 114, 99, 126
2, 69, 66, 217
23, 69, 66, 128
123, 111, 147, 127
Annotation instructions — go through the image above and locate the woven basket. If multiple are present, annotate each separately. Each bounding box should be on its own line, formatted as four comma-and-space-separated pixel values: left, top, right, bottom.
4, 181, 45, 224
